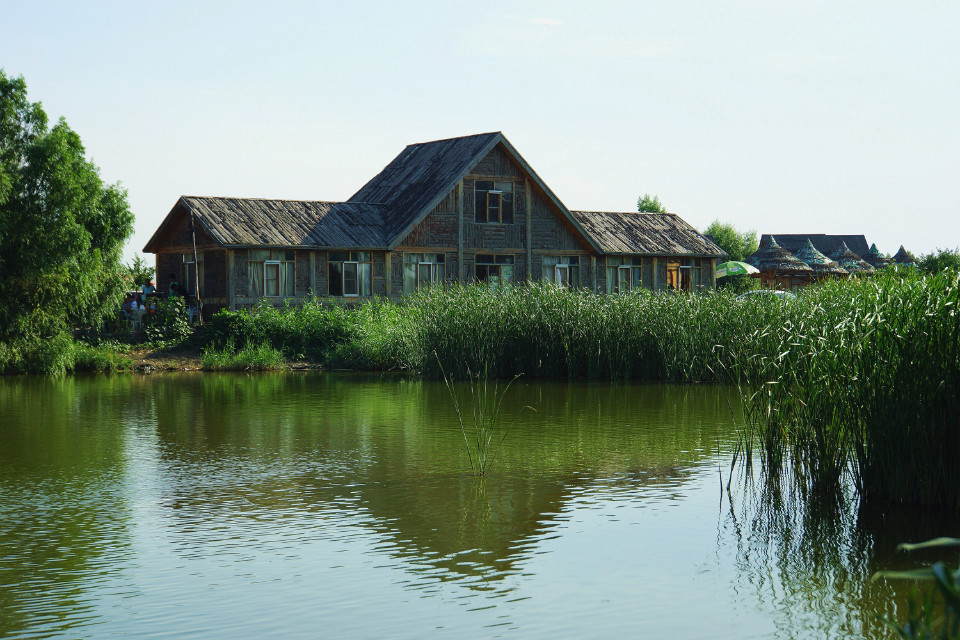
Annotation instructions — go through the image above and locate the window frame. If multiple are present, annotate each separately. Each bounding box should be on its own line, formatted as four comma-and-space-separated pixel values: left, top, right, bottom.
542, 255, 580, 288
403, 253, 445, 293
605, 256, 643, 294
475, 254, 515, 289
474, 180, 514, 224
248, 250, 294, 298
180, 252, 204, 298
329, 251, 372, 298
667, 258, 702, 292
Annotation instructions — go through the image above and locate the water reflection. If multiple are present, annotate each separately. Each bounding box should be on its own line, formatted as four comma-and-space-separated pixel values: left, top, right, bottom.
142, 375, 733, 593
723, 474, 960, 639
12, 373, 947, 638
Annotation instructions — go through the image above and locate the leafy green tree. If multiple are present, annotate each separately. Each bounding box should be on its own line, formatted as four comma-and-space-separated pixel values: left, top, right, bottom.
918, 247, 960, 274
637, 193, 666, 213
0, 71, 133, 341
703, 220, 759, 293
703, 220, 758, 263
125, 253, 155, 289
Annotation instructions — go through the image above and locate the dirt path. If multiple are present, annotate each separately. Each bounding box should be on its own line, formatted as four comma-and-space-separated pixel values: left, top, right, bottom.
125, 347, 204, 371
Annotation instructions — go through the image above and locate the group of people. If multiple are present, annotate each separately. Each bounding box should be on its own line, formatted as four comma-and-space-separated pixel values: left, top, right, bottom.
120, 274, 197, 328
164, 273, 193, 301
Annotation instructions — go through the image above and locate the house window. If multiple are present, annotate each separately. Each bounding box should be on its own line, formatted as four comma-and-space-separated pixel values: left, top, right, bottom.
474, 181, 514, 224
403, 253, 445, 294
666, 258, 702, 291
180, 252, 204, 297
475, 254, 514, 289
542, 255, 580, 288
329, 251, 372, 297
605, 257, 643, 294
249, 250, 295, 297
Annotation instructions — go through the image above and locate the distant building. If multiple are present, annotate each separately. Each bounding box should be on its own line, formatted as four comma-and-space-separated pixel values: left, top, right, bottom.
747, 234, 905, 290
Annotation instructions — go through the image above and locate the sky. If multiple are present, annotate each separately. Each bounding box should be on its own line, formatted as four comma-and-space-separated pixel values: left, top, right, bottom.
2, 0, 958, 261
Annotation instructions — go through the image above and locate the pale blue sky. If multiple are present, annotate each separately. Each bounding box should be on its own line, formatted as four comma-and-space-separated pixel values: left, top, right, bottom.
3, 0, 957, 260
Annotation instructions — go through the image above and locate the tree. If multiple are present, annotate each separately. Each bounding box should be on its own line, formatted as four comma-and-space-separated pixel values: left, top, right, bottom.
703, 220, 758, 263
0, 71, 133, 341
703, 220, 759, 293
125, 254, 155, 289
918, 248, 960, 274
637, 193, 666, 213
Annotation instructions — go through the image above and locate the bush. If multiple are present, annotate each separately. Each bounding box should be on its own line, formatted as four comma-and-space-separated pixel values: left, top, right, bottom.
143, 297, 192, 345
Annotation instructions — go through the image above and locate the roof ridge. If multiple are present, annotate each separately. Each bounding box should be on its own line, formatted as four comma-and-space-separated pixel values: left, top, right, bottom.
183, 195, 346, 204
405, 131, 502, 147
572, 209, 677, 216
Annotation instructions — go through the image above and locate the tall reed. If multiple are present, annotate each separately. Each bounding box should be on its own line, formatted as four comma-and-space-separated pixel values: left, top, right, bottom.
438, 358, 527, 475
740, 269, 960, 509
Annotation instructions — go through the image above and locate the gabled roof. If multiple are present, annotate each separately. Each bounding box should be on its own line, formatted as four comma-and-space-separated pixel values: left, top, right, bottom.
761, 234, 869, 257
349, 132, 600, 252
569, 210, 726, 257
143, 197, 389, 252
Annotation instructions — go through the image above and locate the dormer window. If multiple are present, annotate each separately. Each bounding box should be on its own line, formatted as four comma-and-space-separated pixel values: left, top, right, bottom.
474, 181, 514, 224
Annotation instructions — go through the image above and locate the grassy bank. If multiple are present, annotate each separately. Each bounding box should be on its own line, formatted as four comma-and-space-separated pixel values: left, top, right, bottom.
202, 283, 794, 382
0, 334, 134, 374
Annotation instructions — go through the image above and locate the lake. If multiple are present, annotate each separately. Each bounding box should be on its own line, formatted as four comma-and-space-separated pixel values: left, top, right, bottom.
1, 373, 956, 639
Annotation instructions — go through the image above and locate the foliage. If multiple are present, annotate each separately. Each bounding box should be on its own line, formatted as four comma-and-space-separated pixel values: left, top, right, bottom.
919, 248, 960, 275
0, 71, 134, 344
738, 269, 960, 509
143, 297, 192, 345
124, 254, 155, 289
874, 538, 960, 639
636, 193, 666, 213
204, 297, 415, 368
0, 333, 131, 374
201, 341, 285, 371
703, 220, 758, 262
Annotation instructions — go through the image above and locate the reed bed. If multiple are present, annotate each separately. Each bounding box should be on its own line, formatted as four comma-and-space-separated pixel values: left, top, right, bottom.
409, 282, 790, 382
203, 274, 958, 507
741, 269, 960, 509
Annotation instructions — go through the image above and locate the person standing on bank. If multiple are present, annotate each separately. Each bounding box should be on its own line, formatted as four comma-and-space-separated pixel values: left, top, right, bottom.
168, 273, 180, 297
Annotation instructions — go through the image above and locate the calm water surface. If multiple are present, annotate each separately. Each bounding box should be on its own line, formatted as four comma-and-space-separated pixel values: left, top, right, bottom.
1, 373, 957, 639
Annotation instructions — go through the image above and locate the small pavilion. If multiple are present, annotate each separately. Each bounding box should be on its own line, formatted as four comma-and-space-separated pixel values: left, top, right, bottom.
794, 239, 848, 282
745, 236, 813, 290
830, 241, 874, 275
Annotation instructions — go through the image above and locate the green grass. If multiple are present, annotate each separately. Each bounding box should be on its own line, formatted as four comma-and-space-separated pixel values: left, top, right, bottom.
201, 341, 286, 371
438, 358, 529, 476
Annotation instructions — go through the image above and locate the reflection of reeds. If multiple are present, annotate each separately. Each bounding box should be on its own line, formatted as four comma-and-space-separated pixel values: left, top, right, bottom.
438, 357, 529, 476
874, 537, 960, 638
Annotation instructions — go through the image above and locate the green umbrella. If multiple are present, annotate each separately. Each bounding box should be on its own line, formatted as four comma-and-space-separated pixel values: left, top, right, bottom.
715, 261, 759, 278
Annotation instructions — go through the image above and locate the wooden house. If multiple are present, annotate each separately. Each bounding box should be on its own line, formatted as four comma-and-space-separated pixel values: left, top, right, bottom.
144, 132, 725, 317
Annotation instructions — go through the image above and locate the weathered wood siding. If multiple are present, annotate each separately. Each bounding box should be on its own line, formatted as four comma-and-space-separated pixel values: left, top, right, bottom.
204, 249, 227, 298
400, 193, 459, 248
